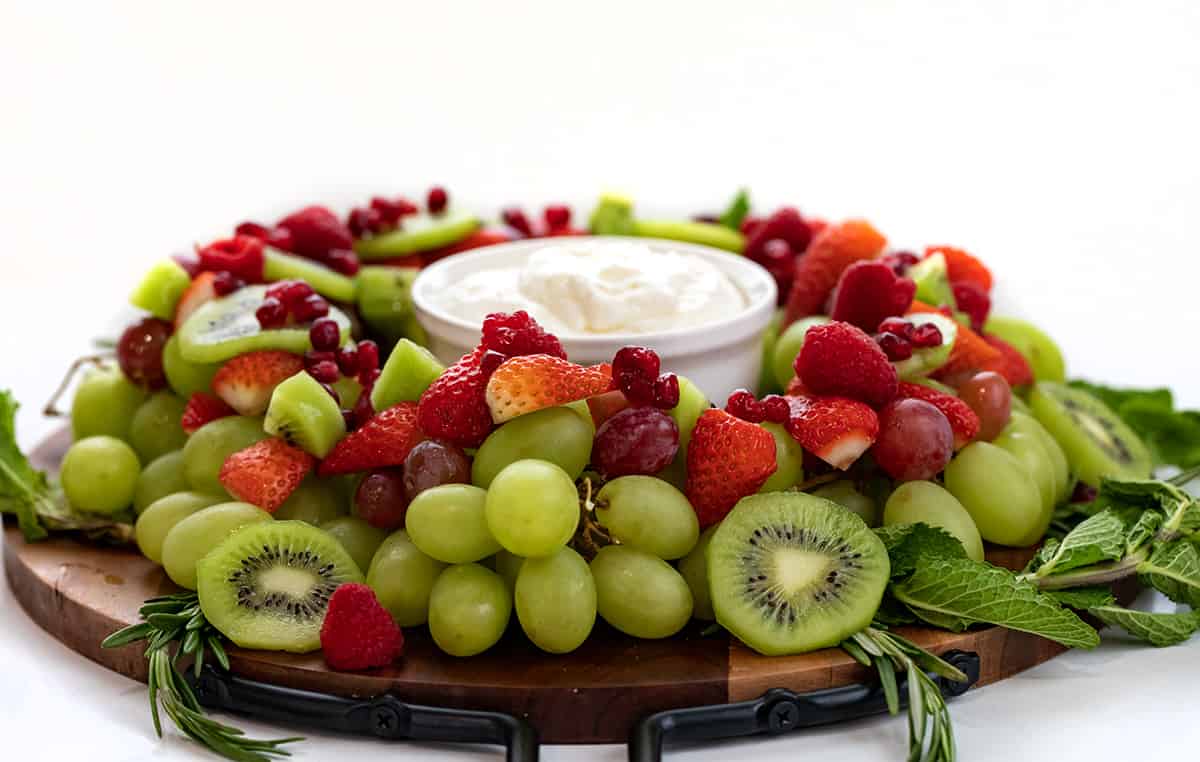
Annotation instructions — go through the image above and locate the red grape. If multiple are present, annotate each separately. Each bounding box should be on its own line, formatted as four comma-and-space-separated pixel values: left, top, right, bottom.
957, 371, 1012, 441
402, 440, 471, 502
592, 407, 679, 477
117, 317, 172, 390
354, 468, 408, 529
872, 399, 954, 481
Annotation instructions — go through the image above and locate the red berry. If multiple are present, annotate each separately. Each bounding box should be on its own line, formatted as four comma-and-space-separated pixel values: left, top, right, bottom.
308, 360, 339, 384
479, 349, 507, 378
351, 389, 376, 428
1071, 482, 1098, 503
910, 322, 944, 349
293, 294, 330, 322
761, 394, 791, 424
725, 389, 766, 423
211, 270, 244, 296
356, 340, 380, 373
324, 248, 361, 276
872, 398, 954, 481
796, 321, 899, 408
371, 196, 417, 221
593, 407, 679, 478
881, 250, 919, 275
501, 207, 534, 237
543, 204, 571, 231
358, 368, 381, 390
276, 206, 353, 261
309, 318, 341, 352
197, 235, 265, 283
829, 260, 916, 333
354, 468, 408, 529
320, 583, 404, 671
744, 207, 812, 261
255, 297, 287, 329
172, 253, 202, 278
653, 373, 680, 409
265, 226, 295, 252
877, 317, 915, 339
417, 349, 494, 448
347, 207, 384, 238
952, 281, 991, 332
426, 186, 448, 215
305, 350, 337, 370
265, 279, 314, 307
235, 221, 271, 239
117, 317, 172, 390
612, 346, 661, 406
875, 332, 914, 361
480, 310, 566, 359
336, 346, 359, 376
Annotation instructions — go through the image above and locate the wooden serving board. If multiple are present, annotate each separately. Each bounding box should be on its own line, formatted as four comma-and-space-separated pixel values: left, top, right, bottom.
2, 429, 1094, 744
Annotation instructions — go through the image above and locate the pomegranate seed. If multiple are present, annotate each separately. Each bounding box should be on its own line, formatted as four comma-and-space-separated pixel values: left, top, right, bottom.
266, 280, 314, 307
358, 367, 381, 389
370, 196, 419, 222
347, 207, 382, 238
293, 294, 330, 322
876, 332, 914, 361
305, 350, 337, 369
652, 373, 680, 409
356, 340, 380, 372
761, 395, 791, 424
172, 253, 202, 277
877, 317, 914, 338
336, 346, 359, 376
255, 297, 287, 329
543, 205, 571, 231
352, 390, 375, 427
479, 350, 508, 378
882, 251, 919, 275
324, 248, 361, 276
309, 317, 341, 352
501, 207, 534, 237
235, 221, 271, 238
725, 389, 766, 423
309, 360, 340, 384
426, 186, 448, 215
1071, 482, 1098, 503
342, 409, 358, 430
265, 226, 294, 252
910, 323, 944, 349
211, 270, 244, 296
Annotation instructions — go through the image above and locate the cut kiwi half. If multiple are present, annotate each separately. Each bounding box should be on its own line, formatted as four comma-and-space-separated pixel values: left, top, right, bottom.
356, 266, 420, 343
371, 338, 446, 411
197, 520, 363, 653
1029, 381, 1152, 486
264, 372, 346, 458
177, 284, 353, 364
354, 211, 481, 260
893, 313, 957, 379
262, 248, 356, 303
707, 492, 889, 656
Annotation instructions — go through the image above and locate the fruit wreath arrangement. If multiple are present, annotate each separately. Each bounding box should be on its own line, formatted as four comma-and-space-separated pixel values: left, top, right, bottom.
3, 187, 1199, 762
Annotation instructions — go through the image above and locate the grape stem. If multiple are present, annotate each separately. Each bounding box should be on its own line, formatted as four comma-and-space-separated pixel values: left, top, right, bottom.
43, 354, 113, 417
794, 472, 843, 492
1031, 551, 1147, 590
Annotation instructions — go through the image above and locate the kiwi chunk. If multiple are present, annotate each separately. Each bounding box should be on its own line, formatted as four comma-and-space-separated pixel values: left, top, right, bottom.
892, 313, 957, 379
908, 253, 956, 308
177, 284, 352, 364
1029, 381, 1152, 486
197, 520, 363, 652
707, 492, 889, 656
130, 259, 191, 320
630, 219, 745, 253
262, 248, 356, 303
371, 339, 445, 411
264, 372, 346, 458
354, 211, 481, 260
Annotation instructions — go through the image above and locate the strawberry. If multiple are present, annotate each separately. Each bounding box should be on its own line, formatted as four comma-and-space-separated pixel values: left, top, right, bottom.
174, 271, 217, 329
685, 409, 777, 528
951, 281, 991, 332
219, 438, 314, 512
275, 205, 354, 261
829, 260, 917, 332
211, 351, 305, 416
416, 348, 494, 448
783, 219, 887, 326
320, 583, 404, 671
925, 245, 992, 292
319, 401, 425, 476
795, 321, 898, 408
784, 393, 879, 470
896, 382, 980, 449
485, 355, 614, 424
181, 392, 235, 434
981, 335, 1034, 388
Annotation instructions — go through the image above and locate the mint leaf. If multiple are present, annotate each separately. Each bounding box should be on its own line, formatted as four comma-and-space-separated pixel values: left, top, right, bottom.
0, 391, 49, 541
1046, 587, 1116, 610
1032, 509, 1127, 577
1124, 510, 1163, 555
1138, 540, 1200, 607
874, 522, 967, 579
1089, 605, 1200, 647
717, 188, 750, 230
891, 557, 1100, 649
1096, 477, 1199, 538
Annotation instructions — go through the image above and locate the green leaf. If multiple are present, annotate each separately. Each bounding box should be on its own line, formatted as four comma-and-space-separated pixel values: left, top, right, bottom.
1125, 510, 1163, 555
1045, 587, 1116, 610
0, 391, 49, 541
891, 557, 1100, 649
1138, 540, 1200, 606
875, 522, 968, 579
1090, 605, 1200, 647
1032, 509, 1127, 577
1067, 380, 1174, 415
717, 188, 751, 230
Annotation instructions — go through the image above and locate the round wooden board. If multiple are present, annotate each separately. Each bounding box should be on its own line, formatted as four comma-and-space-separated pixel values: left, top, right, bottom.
3, 429, 1090, 744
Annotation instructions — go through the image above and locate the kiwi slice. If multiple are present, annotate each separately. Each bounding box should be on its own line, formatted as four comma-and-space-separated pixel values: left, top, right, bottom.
908, 253, 956, 308
893, 313, 957, 379
630, 219, 745, 253
196, 520, 363, 652
264, 372, 346, 458
1028, 381, 1152, 486
707, 492, 889, 655
262, 249, 357, 303
984, 316, 1066, 382
588, 193, 637, 235
356, 266, 419, 343
354, 211, 481, 260
129, 259, 191, 320
371, 338, 445, 411
177, 284, 353, 364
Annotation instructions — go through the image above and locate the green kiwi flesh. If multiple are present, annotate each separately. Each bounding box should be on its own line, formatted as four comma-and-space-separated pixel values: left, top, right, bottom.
630, 219, 745, 253
129, 259, 191, 320
371, 339, 445, 411
707, 492, 889, 656
893, 313, 958, 379
197, 520, 363, 653
356, 266, 420, 342
262, 248, 356, 303
1029, 382, 1152, 486
264, 372, 346, 458
354, 211, 481, 259
908, 252, 956, 308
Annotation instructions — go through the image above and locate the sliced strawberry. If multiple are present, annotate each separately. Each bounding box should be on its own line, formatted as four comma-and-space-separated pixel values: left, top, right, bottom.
783, 219, 887, 326
795, 321, 898, 408
416, 348, 494, 448
829, 260, 916, 332
181, 392, 235, 434
685, 409, 777, 528
212, 351, 305, 416
784, 393, 879, 470
485, 355, 613, 424
896, 382, 981, 449
319, 402, 425, 476
174, 271, 217, 329
925, 245, 992, 292
586, 389, 631, 427
980, 335, 1035, 388
219, 438, 314, 512
320, 583, 404, 671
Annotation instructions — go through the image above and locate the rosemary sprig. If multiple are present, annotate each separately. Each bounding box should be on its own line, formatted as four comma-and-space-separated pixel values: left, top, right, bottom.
102, 591, 301, 762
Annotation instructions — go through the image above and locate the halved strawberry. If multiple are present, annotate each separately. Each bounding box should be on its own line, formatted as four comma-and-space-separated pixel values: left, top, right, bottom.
219, 438, 314, 512
212, 351, 305, 416
181, 392, 236, 434
783, 219, 887, 326
980, 335, 1034, 388
685, 409, 778, 528
896, 382, 980, 449
319, 402, 425, 476
174, 271, 217, 329
485, 355, 614, 424
416, 348, 494, 448
784, 393, 879, 470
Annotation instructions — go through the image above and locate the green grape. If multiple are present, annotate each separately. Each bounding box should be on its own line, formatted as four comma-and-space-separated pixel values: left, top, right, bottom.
133, 450, 190, 514
366, 530, 446, 626
182, 416, 268, 496
484, 460, 579, 558
128, 392, 188, 463
274, 479, 346, 525
494, 549, 524, 591
562, 398, 597, 435
472, 408, 593, 488
772, 316, 829, 389
428, 564, 512, 657
406, 484, 500, 563
590, 545, 692, 638
758, 422, 804, 493
595, 476, 699, 559
320, 516, 387, 574
515, 546, 596, 653
677, 525, 718, 620
882, 481, 984, 561
71, 363, 146, 442
135, 491, 225, 563
1009, 411, 1071, 504
61, 436, 141, 515
161, 502, 271, 589
162, 334, 220, 398
943, 442, 1047, 547
811, 480, 879, 527
667, 375, 710, 451
992, 422, 1056, 515
654, 455, 688, 491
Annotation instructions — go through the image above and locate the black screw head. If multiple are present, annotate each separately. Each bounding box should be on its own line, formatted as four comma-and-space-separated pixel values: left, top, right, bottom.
370, 704, 402, 738
767, 700, 800, 733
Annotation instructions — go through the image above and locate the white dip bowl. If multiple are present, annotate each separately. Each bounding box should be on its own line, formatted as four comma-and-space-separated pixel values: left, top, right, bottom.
411, 236, 777, 403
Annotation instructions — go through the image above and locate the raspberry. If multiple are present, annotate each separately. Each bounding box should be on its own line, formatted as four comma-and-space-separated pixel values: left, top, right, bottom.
744, 207, 812, 261
725, 389, 766, 423
370, 196, 418, 223
652, 373, 680, 409
761, 394, 791, 424
276, 205, 354, 260
481, 311, 566, 359
613, 346, 661, 406
320, 583, 404, 671
795, 321, 898, 408
925, 245, 993, 292
197, 235, 265, 283
829, 260, 917, 332
952, 281, 991, 332
784, 219, 887, 326
543, 204, 571, 231
427, 186, 448, 215
347, 207, 386, 238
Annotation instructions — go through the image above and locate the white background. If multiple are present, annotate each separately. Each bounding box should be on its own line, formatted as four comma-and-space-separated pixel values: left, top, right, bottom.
2, 1, 1199, 760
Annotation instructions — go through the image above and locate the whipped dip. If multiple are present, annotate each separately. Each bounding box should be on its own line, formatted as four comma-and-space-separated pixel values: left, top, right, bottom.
431, 241, 748, 335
